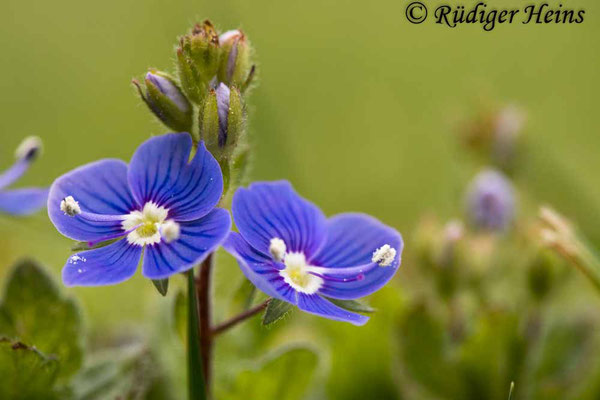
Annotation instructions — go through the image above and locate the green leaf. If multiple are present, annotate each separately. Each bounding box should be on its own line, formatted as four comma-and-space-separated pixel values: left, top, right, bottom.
152, 279, 169, 297
398, 304, 463, 398
70, 344, 157, 400
220, 347, 318, 400
325, 297, 375, 313
0, 337, 60, 399
262, 298, 293, 326
0, 259, 83, 380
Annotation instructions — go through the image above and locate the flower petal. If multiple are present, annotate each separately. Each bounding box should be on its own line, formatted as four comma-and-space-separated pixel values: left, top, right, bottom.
48, 159, 138, 241
312, 213, 403, 299
297, 293, 368, 326
0, 159, 29, 190
62, 238, 142, 286
0, 188, 48, 215
142, 208, 232, 279
223, 232, 297, 304
127, 134, 223, 221
231, 181, 327, 258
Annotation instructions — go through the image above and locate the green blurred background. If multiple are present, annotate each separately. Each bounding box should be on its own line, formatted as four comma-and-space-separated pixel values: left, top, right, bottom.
0, 0, 599, 398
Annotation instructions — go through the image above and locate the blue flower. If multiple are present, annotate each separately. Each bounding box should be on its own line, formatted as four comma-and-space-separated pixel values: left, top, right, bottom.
48, 133, 231, 286
0, 137, 48, 215
465, 168, 515, 232
223, 181, 403, 325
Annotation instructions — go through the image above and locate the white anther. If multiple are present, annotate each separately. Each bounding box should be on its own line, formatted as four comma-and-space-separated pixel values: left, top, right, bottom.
372, 244, 396, 267
60, 196, 81, 216
15, 136, 42, 160
269, 237, 287, 262
161, 219, 181, 243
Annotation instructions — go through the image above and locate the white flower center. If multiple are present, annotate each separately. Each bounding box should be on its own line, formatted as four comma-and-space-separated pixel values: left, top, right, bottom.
122, 202, 171, 246
371, 244, 396, 267
279, 251, 323, 295
269, 238, 287, 262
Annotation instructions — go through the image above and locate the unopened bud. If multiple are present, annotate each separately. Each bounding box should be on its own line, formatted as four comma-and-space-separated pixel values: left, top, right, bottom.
218, 30, 253, 88
199, 83, 246, 160
465, 169, 515, 232
133, 71, 192, 132
176, 20, 220, 103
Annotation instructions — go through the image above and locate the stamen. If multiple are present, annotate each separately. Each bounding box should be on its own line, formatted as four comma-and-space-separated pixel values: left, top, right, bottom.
61, 196, 81, 216
60, 196, 125, 222
372, 244, 396, 267
15, 136, 42, 161
269, 237, 286, 262
161, 219, 181, 243
308, 271, 365, 283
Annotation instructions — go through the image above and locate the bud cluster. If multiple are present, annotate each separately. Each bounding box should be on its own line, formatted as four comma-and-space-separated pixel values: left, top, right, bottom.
133, 20, 256, 193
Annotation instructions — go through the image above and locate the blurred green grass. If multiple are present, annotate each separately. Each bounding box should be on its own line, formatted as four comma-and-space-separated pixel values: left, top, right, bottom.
0, 0, 599, 398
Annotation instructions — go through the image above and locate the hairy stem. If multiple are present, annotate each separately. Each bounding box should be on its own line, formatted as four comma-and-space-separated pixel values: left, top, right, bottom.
212, 299, 270, 336
187, 270, 206, 400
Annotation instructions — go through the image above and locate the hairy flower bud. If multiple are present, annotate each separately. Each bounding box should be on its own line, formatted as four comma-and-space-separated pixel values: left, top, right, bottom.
176, 20, 220, 103
465, 169, 515, 232
218, 30, 253, 89
199, 83, 246, 161
133, 71, 192, 132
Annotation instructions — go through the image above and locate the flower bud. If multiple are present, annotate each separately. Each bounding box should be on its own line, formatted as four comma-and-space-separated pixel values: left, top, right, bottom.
465, 169, 515, 232
133, 71, 192, 132
217, 30, 253, 89
199, 83, 246, 161
176, 20, 220, 103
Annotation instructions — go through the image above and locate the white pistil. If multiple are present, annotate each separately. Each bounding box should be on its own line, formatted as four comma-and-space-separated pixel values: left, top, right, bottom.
122, 202, 169, 246
269, 237, 287, 262
60, 196, 81, 216
372, 244, 396, 267
15, 136, 42, 160
161, 219, 181, 243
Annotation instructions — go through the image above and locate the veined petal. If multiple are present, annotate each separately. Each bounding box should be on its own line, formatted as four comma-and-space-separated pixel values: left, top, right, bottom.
127, 134, 223, 221
0, 159, 29, 190
297, 293, 368, 326
232, 181, 327, 258
312, 213, 403, 299
48, 159, 137, 241
62, 238, 142, 286
0, 188, 48, 215
142, 208, 231, 279
223, 232, 297, 304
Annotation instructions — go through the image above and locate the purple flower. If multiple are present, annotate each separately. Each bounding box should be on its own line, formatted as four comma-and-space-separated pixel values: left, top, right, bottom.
48, 133, 231, 286
223, 181, 403, 325
0, 136, 48, 215
465, 168, 515, 231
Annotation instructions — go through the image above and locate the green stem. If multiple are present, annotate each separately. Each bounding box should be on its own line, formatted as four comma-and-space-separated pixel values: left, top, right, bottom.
187, 269, 206, 400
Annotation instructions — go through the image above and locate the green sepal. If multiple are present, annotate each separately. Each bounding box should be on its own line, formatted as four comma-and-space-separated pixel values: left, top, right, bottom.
262, 298, 293, 326
324, 297, 375, 313
176, 48, 205, 105
199, 89, 222, 159
134, 71, 193, 132
223, 86, 246, 158
151, 278, 169, 297
217, 31, 253, 88
176, 21, 220, 105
